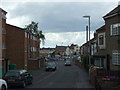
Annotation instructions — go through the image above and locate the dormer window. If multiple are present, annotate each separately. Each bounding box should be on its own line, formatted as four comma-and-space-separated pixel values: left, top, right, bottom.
110, 23, 120, 36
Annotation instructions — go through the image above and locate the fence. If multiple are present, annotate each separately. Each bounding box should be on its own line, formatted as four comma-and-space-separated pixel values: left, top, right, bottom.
95, 70, 120, 89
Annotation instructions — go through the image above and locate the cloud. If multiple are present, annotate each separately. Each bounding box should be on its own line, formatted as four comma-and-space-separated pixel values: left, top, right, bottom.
2, 0, 120, 2
2, 2, 117, 33
41, 31, 94, 47
1, 1, 118, 47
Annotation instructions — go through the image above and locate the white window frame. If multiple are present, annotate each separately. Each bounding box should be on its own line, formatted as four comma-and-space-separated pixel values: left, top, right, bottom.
111, 23, 120, 36
98, 33, 106, 49
33, 47, 37, 52
94, 58, 103, 67
99, 35, 104, 45
112, 50, 120, 65
25, 32, 27, 38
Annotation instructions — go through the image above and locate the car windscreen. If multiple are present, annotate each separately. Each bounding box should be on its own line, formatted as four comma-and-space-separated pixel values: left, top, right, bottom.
5, 72, 20, 77
66, 60, 70, 63
47, 62, 55, 66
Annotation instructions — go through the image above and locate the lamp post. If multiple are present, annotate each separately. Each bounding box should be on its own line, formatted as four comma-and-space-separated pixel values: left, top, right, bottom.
83, 15, 91, 65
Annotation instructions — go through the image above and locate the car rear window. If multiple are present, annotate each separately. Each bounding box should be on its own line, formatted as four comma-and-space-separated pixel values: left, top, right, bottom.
5, 72, 19, 77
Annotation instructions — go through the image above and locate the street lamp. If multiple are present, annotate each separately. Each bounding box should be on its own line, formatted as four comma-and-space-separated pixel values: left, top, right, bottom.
83, 15, 91, 65
83, 16, 90, 42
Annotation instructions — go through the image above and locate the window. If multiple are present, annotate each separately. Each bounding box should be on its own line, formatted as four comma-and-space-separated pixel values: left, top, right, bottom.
0, 42, 6, 49
94, 58, 104, 67
111, 23, 120, 36
0, 28, 6, 34
33, 47, 37, 52
112, 50, 120, 65
98, 33, 105, 49
99, 35, 104, 45
2, 42, 6, 49
33, 36, 37, 40
2, 12, 7, 19
30, 47, 37, 52
24, 46, 27, 52
25, 32, 27, 38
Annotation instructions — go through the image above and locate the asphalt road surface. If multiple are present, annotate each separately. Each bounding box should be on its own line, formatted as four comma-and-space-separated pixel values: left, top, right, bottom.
8, 60, 94, 89
26, 60, 94, 88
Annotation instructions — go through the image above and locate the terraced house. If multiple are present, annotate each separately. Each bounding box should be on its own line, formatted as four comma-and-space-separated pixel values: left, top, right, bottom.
82, 3, 120, 71
0, 8, 41, 77
103, 3, 120, 70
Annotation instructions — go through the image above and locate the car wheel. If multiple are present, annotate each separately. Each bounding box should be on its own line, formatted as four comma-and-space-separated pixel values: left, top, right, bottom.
1, 85, 6, 90
22, 81, 26, 88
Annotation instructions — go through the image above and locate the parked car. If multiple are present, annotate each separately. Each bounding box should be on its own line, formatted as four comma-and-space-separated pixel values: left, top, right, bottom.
0, 79, 7, 90
65, 60, 71, 66
45, 62, 57, 71
4, 70, 33, 88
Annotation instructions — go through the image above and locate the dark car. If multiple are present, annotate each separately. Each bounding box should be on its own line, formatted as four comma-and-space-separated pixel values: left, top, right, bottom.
4, 70, 33, 88
45, 62, 57, 71
65, 60, 71, 66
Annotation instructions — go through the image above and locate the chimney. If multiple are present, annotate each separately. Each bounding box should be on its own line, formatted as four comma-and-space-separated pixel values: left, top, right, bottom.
118, 1, 120, 6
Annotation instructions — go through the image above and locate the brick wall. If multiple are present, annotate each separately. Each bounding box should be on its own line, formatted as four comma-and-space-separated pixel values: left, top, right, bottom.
6, 24, 25, 69
27, 60, 39, 70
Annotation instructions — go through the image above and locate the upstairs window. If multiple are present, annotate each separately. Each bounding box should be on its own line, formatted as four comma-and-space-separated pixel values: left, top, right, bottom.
111, 23, 120, 36
112, 50, 120, 65
99, 35, 104, 45
2, 12, 7, 19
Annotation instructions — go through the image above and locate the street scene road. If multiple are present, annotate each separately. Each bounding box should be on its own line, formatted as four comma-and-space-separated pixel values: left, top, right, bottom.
1, 2, 120, 90
22, 60, 93, 88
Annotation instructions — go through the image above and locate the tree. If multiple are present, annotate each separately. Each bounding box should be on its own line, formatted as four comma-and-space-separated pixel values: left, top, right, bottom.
35, 30, 45, 45
25, 21, 45, 45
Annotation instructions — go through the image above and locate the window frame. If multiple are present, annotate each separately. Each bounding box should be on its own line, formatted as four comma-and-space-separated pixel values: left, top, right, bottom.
99, 35, 104, 45
112, 50, 120, 65
110, 23, 120, 36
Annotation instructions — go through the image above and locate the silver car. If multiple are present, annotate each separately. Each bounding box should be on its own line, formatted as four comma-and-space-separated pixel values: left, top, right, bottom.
45, 62, 57, 71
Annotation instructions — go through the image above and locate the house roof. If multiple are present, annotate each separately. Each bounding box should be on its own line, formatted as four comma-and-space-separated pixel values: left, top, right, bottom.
55, 46, 67, 51
40, 48, 55, 50
0, 8, 7, 14
103, 5, 120, 19
6, 24, 25, 31
69, 44, 78, 49
96, 25, 105, 33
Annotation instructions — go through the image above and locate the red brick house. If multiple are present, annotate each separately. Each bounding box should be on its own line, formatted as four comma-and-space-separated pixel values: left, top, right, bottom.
0, 8, 41, 76
0, 8, 8, 77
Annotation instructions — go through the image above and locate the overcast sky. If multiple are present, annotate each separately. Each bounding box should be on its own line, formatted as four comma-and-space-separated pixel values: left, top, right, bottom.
1, 0, 119, 48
